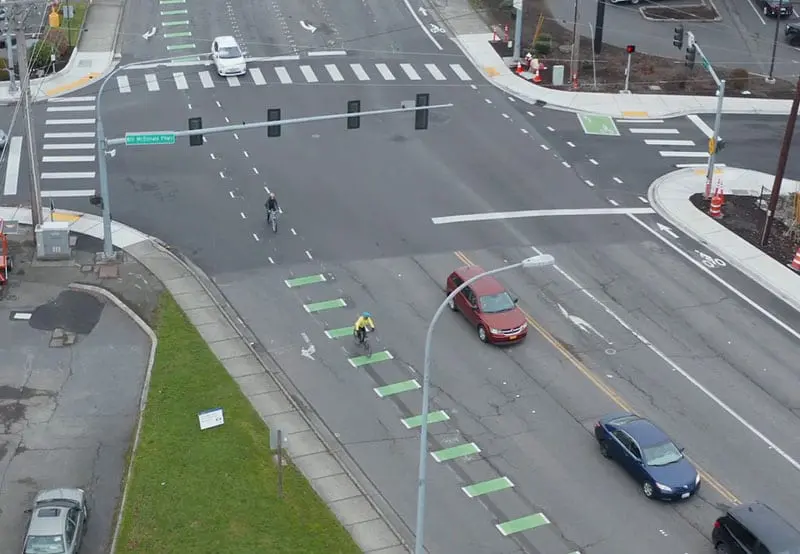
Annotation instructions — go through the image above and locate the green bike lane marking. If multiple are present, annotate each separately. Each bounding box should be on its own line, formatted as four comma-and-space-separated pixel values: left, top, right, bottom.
159, 0, 185, 4
374, 380, 420, 398
285, 274, 327, 288
324, 326, 352, 339
164, 31, 192, 38
349, 350, 393, 367
431, 442, 480, 462
401, 410, 449, 429
462, 476, 514, 498
303, 298, 346, 313
577, 114, 620, 136
495, 513, 550, 536
167, 43, 196, 51
160, 8, 188, 15
162, 20, 190, 26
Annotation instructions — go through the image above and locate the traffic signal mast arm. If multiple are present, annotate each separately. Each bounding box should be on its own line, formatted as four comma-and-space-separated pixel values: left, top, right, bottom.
105, 103, 454, 146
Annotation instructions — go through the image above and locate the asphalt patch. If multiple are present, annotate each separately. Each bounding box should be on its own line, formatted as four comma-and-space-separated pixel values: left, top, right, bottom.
28, 290, 104, 335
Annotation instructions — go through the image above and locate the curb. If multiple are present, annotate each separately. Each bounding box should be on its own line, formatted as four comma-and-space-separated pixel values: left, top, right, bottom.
648, 170, 800, 314
67, 283, 158, 554
639, 0, 722, 22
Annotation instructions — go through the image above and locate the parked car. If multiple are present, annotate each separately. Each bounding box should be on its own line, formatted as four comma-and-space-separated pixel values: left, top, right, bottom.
445, 265, 527, 344
712, 502, 800, 554
787, 22, 800, 46
762, 0, 794, 17
594, 412, 700, 500
211, 35, 246, 77
23, 488, 88, 554
0, 129, 7, 150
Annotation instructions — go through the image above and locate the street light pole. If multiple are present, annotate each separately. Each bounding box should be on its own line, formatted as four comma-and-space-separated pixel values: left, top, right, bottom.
766, 8, 782, 83
413, 254, 555, 554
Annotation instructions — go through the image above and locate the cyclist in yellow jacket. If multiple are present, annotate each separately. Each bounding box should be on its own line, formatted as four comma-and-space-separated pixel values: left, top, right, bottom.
353, 312, 375, 345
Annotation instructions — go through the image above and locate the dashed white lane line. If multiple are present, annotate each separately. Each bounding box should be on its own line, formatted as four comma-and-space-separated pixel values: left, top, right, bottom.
290, 228, 297, 235
253, 233, 260, 242
540, 144, 549, 151
224, 116, 230, 123
243, 151, 249, 158
502, 113, 509, 119
613, 177, 623, 183
305, 250, 313, 260
562, 161, 571, 168
264, 185, 270, 194
608, 198, 619, 206
584, 180, 595, 187
589, 158, 599, 165
546, 126, 555, 131
485, 98, 492, 104
268, 256, 275, 264
240, 212, 246, 219
233, 133, 239, 140
526, 111, 534, 117
508, 96, 515, 102
219, 171, 225, 179
253, 167, 259, 174
638, 196, 649, 204
229, 190, 235, 198
566, 141, 575, 147
521, 129, 529, 134
216, 100, 222, 108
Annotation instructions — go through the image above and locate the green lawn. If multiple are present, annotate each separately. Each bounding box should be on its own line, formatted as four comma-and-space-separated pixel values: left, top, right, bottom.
114, 294, 361, 554
56, 2, 88, 46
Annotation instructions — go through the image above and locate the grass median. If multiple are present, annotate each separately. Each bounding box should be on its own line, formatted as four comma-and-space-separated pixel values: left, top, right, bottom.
115, 294, 361, 554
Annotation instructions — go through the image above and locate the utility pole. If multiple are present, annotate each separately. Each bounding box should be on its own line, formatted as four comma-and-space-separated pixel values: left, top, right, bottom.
17, 24, 42, 227
570, 0, 579, 88
760, 75, 800, 247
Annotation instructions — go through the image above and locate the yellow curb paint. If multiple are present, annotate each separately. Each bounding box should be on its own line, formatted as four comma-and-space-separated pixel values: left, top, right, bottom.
621, 110, 649, 118
46, 72, 101, 97
693, 169, 724, 175
50, 212, 81, 223
485, 66, 500, 77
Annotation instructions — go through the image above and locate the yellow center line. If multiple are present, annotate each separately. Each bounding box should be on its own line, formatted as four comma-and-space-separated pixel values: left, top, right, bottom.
453, 251, 739, 505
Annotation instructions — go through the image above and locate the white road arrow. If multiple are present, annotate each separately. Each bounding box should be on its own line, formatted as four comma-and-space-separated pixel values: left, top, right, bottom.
300, 20, 317, 33
418, 6, 428, 15
142, 26, 157, 40
657, 222, 679, 239
557, 304, 612, 345
300, 332, 316, 360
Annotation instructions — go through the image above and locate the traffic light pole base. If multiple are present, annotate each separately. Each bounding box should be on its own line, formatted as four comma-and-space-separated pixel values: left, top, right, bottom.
765, 77, 776, 84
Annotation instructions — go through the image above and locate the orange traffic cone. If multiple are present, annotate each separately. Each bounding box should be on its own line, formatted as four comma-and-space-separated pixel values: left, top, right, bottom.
532, 68, 542, 83
789, 247, 800, 272
515, 62, 523, 74
709, 189, 723, 219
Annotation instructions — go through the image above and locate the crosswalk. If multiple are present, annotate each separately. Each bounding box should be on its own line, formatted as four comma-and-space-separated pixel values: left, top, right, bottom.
113, 60, 475, 94
616, 116, 720, 169
40, 96, 98, 198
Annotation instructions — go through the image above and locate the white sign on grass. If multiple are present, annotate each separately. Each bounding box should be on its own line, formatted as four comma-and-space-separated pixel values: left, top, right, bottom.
198, 407, 224, 430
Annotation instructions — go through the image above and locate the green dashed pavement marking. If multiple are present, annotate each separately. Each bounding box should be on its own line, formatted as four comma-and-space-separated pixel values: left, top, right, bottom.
166, 44, 196, 51
374, 379, 420, 398
402, 410, 449, 429
495, 513, 550, 536
462, 477, 514, 498
162, 20, 190, 27
159, 0, 185, 4
431, 442, 480, 462
164, 31, 192, 38
303, 298, 346, 313
324, 327, 352, 339
174, 55, 201, 62
349, 350, 393, 367
577, 114, 620, 136
160, 9, 188, 14
285, 274, 327, 288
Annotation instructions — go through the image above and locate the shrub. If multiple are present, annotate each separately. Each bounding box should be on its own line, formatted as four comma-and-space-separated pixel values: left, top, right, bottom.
532, 33, 551, 56
30, 41, 55, 69
0, 57, 8, 81
728, 67, 749, 92
43, 28, 70, 59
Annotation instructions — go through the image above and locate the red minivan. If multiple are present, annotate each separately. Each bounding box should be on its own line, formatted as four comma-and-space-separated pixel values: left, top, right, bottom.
445, 265, 528, 344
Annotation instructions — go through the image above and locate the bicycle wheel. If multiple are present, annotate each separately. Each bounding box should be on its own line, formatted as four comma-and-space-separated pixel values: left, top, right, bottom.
271, 213, 278, 233
364, 337, 372, 356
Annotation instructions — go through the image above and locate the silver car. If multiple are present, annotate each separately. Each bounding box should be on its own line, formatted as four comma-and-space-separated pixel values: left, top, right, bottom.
23, 489, 88, 554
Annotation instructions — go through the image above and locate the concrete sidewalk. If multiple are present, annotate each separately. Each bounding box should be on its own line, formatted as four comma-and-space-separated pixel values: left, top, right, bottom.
0, 205, 408, 554
453, 33, 794, 118
649, 168, 800, 313
0, 0, 125, 104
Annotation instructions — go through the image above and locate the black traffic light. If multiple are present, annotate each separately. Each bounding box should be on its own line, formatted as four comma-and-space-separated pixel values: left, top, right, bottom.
89, 194, 103, 208
347, 100, 361, 130
267, 108, 281, 137
685, 45, 696, 69
716, 139, 726, 153
414, 93, 429, 131
626, 44, 635, 54
188, 117, 203, 146
673, 25, 684, 49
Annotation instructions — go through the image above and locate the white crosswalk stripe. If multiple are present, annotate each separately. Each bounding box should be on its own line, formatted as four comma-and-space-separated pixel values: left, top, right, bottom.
44, 132, 95, 138
450, 64, 471, 81
275, 66, 292, 84
350, 63, 370, 81
618, 115, 715, 167
48, 96, 96, 103
46, 119, 96, 125
425, 63, 446, 81
325, 64, 344, 81
42, 155, 96, 163
375, 63, 395, 80
43, 143, 95, 150
117, 75, 131, 93
249, 67, 266, 85
299, 65, 318, 83
145, 73, 160, 91
199, 70, 215, 88
400, 63, 421, 80
46, 105, 95, 112
174, 72, 189, 89
227, 76, 241, 87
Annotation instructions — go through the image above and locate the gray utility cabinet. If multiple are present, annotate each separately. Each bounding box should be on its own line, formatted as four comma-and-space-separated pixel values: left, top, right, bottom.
35, 221, 71, 260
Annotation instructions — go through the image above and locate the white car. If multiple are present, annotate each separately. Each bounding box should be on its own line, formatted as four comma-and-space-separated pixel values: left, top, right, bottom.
211, 36, 246, 77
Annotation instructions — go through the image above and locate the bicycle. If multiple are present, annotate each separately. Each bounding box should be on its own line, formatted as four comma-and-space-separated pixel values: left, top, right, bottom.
267, 209, 278, 233
353, 327, 372, 356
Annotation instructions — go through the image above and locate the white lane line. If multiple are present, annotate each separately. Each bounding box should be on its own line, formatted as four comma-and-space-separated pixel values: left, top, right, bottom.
249, 67, 266, 85
299, 65, 318, 83
547, 126, 555, 131
431, 207, 654, 224
325, 64, 344, 81
199, 70, 215, 88
400, 63, 421, 80
48, 96, 96, 103
45, 119, 96, 125
240, 212, 246, 219
116, 75, 131, 93
350, 63, 370, 81
42, 143, 94, 150
275, 66, 292, 84
40, 189, 96, 198
450, 63, 472, 81
216, 100, 222, 108
584, 180, 595, 187
659, 151, 709, 158
425, 63, 446, 81
566, 141, 575, 147
502, 113, 510, 119
42, 155, 95, 162
617, 119, 665, 123
589, 158, 599, 165
375, 63, 395, 80
46, 105, 95, 112
44, 132, 95, 139
307, 50, 347, 57
607, 199, 619, 206
305, 250, 313, 260
743, 0, 767, 24
613, 177, 623, 183
520, 129, 529, 134
526, 111, 535, 117
227, 76, 241, 87
645, 139, 696, 146
173, 72, 189, 89
253, 233, 260, 242
638, 196, 648, 203
485, 98, 492, 104
562, 161, 571, 168
629, 128, 680, 134
676, 163, 726, 168
400, 0, 443, 50
687, 114, 716, 138
145, 73, 160, 91
540, 144, 549, 150
41, 172, 96, 179
3, 136, 23, 196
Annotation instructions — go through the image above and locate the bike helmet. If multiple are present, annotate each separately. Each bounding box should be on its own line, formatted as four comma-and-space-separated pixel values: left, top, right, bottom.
362, 312, 371, 318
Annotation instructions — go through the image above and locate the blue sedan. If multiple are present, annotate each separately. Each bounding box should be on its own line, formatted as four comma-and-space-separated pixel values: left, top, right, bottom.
594, 413, 700, 500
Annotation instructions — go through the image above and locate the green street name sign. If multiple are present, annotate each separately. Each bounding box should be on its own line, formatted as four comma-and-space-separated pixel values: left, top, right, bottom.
701, 56, 710, 71
125, 132, 177, 146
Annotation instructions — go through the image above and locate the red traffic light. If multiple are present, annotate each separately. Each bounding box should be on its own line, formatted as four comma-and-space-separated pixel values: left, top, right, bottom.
626, 44, 636, 54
